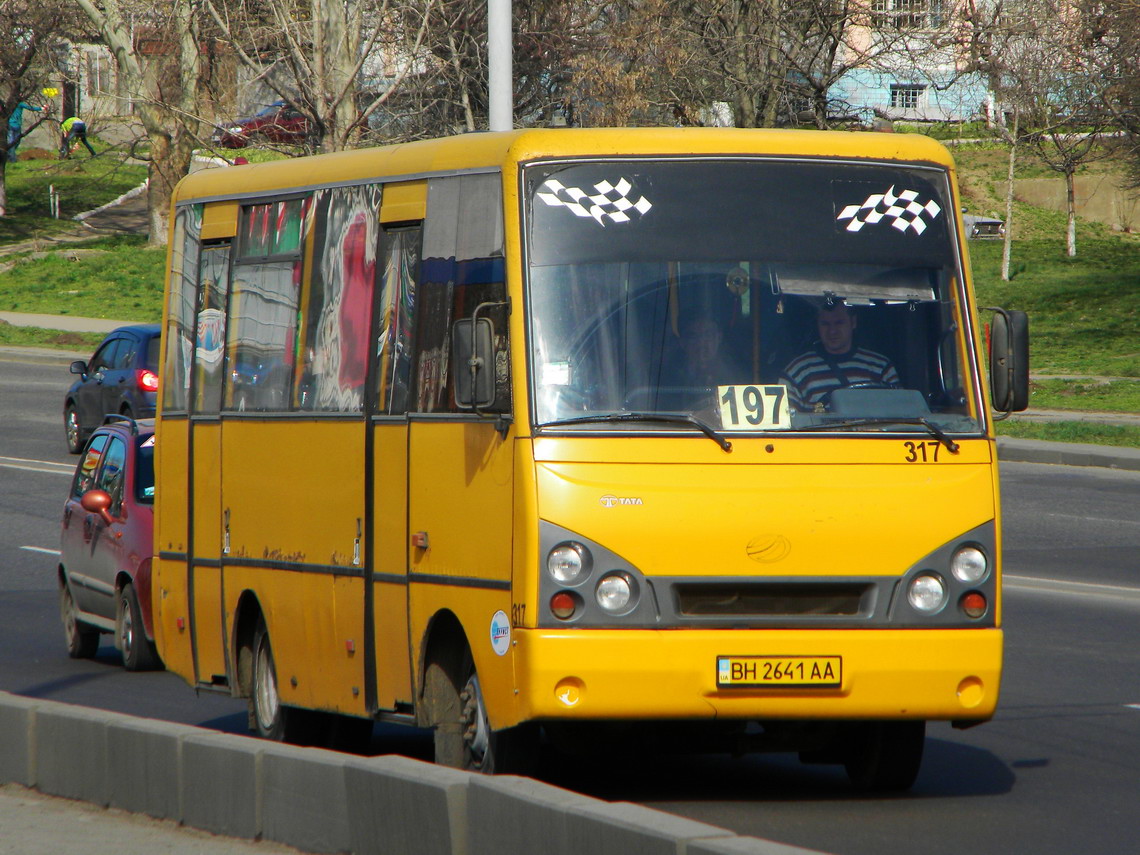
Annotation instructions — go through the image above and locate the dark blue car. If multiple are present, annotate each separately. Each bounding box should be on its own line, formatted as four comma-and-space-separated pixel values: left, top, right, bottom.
64, 325, 161, 453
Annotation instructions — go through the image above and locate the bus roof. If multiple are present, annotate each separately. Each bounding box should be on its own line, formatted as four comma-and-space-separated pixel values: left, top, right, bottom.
173, 128, 956, 205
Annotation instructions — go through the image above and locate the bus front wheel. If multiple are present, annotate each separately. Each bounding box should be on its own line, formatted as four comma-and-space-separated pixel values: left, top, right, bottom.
424, 649, 538, 775
249, 620, 319, 744
843, 720, 925, 791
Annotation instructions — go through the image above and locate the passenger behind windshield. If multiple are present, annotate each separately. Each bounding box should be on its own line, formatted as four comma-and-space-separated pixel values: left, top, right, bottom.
779, 301, 899, 412
672, 314, 746, 388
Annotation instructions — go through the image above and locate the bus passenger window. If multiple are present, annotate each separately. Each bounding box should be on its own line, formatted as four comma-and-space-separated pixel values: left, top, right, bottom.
302, 184, 382, 413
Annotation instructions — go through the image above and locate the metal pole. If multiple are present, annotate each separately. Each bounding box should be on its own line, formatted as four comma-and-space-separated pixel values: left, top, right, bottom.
488, 0, 512, 131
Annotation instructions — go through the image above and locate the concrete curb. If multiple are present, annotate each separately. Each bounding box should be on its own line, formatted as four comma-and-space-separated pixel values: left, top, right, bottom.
996, 437, 1140, 471
0, 691, 824, 855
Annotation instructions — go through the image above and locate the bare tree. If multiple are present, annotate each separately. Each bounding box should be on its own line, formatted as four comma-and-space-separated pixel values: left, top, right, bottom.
72, 0, 204, 245
1082, 0, 1140, 190
202, 0, 440, 151
962, 0, 1121, 258
567, 0, 928, 130
0, 0, 84, 215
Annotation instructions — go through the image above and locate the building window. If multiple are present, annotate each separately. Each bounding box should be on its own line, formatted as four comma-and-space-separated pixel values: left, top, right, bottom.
873, 0, 944, 29
86, 51, 113, 94
890, 85, 926, 110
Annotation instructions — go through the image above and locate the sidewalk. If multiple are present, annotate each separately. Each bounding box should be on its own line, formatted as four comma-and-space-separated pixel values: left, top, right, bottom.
0, 784, 305, 855
1, 311, 1136, 471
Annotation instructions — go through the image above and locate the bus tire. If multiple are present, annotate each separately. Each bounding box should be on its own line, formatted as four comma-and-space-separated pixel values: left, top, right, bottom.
249, 619, 320, 744
843, 720, 925, 792
424, 649, 538, 775
116, 582, 160, 671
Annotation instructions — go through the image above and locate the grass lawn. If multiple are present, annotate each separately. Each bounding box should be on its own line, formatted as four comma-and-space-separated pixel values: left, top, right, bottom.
970, 239, 1140, 379
1, 154, 147, 240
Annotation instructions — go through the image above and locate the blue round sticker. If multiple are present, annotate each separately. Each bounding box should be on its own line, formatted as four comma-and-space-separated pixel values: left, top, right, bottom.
490, 610, 511, 656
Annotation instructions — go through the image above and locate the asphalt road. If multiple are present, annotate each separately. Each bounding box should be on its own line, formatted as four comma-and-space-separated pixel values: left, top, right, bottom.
2, 355, 1137, 855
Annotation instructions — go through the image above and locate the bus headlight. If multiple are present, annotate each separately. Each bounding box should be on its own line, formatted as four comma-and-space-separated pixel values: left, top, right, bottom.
950, 546, 988, 584
596, 573, 634, 613
908, 573, 947, 614
547, 542, 591, 585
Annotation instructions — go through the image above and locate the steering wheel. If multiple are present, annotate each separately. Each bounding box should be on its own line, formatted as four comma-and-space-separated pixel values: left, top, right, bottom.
820, 382, 895, 408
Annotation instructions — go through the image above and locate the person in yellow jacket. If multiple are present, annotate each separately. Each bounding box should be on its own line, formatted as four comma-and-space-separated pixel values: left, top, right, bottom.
60, 116, 96, 158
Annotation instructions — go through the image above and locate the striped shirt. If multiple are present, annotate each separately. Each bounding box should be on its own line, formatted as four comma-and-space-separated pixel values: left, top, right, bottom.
779, 346, 899, 411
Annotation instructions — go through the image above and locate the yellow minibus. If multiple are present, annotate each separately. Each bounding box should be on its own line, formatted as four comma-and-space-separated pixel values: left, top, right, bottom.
153, 128, 1028, 790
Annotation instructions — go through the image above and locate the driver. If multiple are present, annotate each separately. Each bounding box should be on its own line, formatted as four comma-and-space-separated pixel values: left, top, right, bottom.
779, 301, 898, 412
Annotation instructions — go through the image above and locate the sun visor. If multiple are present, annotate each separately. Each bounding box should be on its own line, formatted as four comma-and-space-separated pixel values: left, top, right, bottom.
772, 264, 937, 303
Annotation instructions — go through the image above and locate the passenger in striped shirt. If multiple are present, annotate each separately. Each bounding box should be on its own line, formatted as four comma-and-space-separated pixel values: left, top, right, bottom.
779, 302, 899, 412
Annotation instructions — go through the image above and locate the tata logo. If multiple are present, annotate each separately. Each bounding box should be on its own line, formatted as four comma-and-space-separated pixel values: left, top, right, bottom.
600, 494, 644, 508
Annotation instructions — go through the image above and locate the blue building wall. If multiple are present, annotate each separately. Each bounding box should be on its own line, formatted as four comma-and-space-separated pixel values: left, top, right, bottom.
829, 69, 991, 123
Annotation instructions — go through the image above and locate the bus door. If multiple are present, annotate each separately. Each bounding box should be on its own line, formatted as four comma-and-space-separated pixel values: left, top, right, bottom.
403, 173, 514, 709
188, 243, 231, 686
369, 193, 421, 711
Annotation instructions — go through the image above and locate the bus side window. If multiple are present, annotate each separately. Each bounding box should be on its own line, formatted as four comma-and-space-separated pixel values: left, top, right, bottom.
413, 174, 508, 415
376, 226, 420, 415
302, 184, 382, 413
226, 198, 310, 413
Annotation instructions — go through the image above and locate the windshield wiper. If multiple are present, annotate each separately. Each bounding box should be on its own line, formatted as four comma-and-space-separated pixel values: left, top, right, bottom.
790, 417, 960, 453
540, 412, 732, 452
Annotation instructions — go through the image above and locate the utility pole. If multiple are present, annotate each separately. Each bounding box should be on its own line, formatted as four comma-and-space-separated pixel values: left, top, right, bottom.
488, 0, 512, 131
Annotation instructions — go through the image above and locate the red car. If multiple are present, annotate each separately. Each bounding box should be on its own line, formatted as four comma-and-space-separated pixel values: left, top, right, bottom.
58, 417, 161, 671
212, 100, 311, 148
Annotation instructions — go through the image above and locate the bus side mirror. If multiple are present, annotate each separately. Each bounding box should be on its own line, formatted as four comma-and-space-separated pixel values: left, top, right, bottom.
988, 309, 1029, 413
453, 317, 496, 409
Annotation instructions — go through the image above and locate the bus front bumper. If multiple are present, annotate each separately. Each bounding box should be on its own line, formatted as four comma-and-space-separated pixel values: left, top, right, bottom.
511, 627, 1001, 724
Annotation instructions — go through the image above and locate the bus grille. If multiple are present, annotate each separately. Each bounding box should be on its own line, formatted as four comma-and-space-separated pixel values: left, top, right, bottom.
674, 583, 871, 617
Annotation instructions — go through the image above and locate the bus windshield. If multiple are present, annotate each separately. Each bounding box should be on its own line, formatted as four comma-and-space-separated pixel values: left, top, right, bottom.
525, 158, 982, 436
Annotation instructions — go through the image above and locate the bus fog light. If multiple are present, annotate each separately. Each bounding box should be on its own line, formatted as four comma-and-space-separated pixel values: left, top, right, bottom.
951, 547, 988, 583
547, 542, 591, 585
908, 573, 946, 613
596, 573, 633, 613
550, 592, 577, 620
960, 591, 987, 619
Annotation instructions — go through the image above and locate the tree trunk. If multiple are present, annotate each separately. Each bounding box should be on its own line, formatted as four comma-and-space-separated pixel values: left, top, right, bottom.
1001, 110, 1018, 282
0, 159, 7, 216
1066, 169, 1077, 257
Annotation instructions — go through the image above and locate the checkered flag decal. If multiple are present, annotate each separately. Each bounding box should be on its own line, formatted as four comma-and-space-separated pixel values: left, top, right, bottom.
837, 185, 942, 234
537, 178, 652, 226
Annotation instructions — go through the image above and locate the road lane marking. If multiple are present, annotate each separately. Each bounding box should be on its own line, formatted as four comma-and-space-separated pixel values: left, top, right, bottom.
0, 455, 73, 476
1038, 511, 1140, 527
1005, 574, 1140, 602
21, 546, 61, 556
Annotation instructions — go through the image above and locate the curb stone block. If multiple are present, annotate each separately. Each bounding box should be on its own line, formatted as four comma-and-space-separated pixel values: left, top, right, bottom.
106, 716, 186, 819
260, 741, 351, 854
34, 702, 111, 804
462, 775, 720, 855
563, 799, 736, 855
688, 834, 831, 855
181, 731, 261, 839
344, 754, 470, 855
0, 693, 39, 787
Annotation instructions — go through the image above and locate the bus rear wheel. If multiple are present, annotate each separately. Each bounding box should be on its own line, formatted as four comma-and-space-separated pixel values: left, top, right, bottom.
843, 720, 926, 791
424, 649, 538, 775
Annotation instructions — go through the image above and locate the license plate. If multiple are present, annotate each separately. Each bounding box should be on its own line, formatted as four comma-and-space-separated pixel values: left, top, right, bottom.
717, 656, 842, 688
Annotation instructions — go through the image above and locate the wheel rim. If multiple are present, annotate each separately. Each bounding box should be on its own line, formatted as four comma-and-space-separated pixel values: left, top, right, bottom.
461, 673, 490, 764
60, 585, 78, 646
254, 637, 279, 732
118, 592, 134, 657
66, 409, 79, 448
